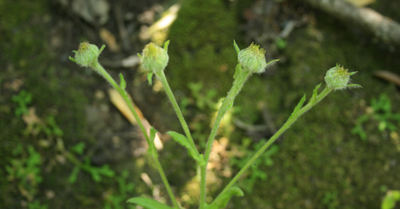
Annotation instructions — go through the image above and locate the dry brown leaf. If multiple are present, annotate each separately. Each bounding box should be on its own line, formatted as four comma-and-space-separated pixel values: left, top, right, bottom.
108, 89, 163, 150
344, 0, 375, 7
99, 28, 120, 52
373, 70, 400, 87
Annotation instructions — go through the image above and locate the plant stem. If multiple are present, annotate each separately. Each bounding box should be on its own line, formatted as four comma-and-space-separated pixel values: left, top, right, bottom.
199, 71, 252, 209
156, 71, 199, 156
93, 62, 180, 209
212, 86, 333, 204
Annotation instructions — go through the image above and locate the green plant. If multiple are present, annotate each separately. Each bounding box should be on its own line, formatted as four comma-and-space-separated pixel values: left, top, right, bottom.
352, 94, 400, 141
229, 138, 279, 194
6, 145, 43, 202
70, 40, 360, 209
66, 142, 115, 183
12, 90, 32, 116
104, 170, 135, 209
381, 190, 400, 209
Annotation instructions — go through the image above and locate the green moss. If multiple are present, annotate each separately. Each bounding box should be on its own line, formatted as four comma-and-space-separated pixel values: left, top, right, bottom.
230, 13, 400, 209
167, 0, 237, 97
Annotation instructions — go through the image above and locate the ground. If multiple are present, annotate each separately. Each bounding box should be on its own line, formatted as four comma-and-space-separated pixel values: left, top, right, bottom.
1, 0, 400, 209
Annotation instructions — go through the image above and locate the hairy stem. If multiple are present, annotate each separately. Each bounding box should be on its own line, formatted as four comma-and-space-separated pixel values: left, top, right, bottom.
199, 71, 252, 209
93, 62, 180, 209
212, 86, 333, 204
156, 71, 200, 156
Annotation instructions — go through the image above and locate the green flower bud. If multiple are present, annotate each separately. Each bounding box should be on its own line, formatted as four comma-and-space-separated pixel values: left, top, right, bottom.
70, 42, 104, 68
139, 42, 169, 74
324, 64, 360, 90
238, 43, 269, 74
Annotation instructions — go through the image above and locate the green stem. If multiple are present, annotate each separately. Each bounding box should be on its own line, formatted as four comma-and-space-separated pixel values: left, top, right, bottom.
93, 62, 180, 209
156, 71, 199, 156
212, 87, 333, 204
199, 71, 252, 209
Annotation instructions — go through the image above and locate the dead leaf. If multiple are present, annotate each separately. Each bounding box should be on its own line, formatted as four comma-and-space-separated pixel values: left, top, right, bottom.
99, 28, 120, 52
344, 0, 375, 7
108, 89, 163, 150
373, 70, 400, 87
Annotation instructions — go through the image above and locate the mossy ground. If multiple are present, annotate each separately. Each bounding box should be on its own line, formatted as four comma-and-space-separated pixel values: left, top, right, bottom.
1, 0, 400, 209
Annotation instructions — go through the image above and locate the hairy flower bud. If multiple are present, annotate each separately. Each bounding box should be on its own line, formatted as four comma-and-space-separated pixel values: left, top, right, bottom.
71, 42, 103, 68
238, 43, 267, 74
324, 64, 360, 90
139, 42, 169, 74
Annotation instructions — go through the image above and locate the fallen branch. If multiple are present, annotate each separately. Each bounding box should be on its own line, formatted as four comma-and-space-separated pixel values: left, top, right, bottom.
299, 0, 400, 46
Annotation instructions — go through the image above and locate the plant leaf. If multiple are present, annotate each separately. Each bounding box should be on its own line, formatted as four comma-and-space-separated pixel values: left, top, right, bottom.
207, 187, 244, 209
147, 72, 154, 85
310, 83, 322, 104
233, 40, 240, 55
126, 197, 174, 209
120, 73, 126, 90
291, 94, 306, 116
233, 64, 242, 80
167, 131, 201, 163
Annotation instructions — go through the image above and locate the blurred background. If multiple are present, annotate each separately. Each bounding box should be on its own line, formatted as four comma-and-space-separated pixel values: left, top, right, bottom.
1, 0, 400, 208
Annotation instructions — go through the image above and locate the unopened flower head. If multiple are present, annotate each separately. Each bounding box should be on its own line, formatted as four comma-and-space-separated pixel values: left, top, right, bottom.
140, 42, 169, 73
72, 42, 102, 68
324, 64, 359, 90
238, 43, 267, 74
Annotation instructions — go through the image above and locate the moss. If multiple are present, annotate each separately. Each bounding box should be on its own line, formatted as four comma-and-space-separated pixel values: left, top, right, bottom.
167, 0, 237, 97
229, 11, 400, 209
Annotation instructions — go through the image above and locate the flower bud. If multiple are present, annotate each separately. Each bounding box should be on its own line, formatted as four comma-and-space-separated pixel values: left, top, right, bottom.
324, 64, 358, 90
71, 42, 103, 68
139, 42, 169, 73
238, 43, 267, 74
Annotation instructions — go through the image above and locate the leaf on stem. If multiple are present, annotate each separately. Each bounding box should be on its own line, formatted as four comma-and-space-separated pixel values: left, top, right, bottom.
233, 40, 240, 55
119, 73, 127, 90
289, 94, 306, 118
126, 197, 174, 209
310, 83, 322, 104
148, 127, 158, 157
148, 72, 154, 85
167, 131, 203, 164
207, 187, 244, 209
233, 64, 242, 80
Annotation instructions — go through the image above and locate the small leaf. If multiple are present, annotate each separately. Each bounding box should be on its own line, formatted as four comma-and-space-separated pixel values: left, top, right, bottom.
233, 40, 240, 55
167, 131, 191, 149
207, 187, 244, 209
147, 72, 154, 85
70, 142, 85, 155
127, 197, 174, 209
120, 73, 127, 90
265, 59, 280, 69
310, 83, 322, 104
233, 64, 242, 80
292, 94, 306, 115
167, 131, 200, 163
148, 127, 158, 156
164, 40, 170, 52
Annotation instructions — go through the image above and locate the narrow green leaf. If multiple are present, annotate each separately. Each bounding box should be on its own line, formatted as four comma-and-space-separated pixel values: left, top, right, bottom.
68, 166, 80, 183
147, 72, 154, 86
292, 94, 306, 115
310, 83, 322, 104
164, 40, 170, 52
148, 127, 158, 156
167, 131, 200, 163
233, 40, 240, 55
137, 53, 142, 59
120, 73, 127, 90
207, 187, 244, 209
265, 59, 280, 69
126, 197, 174, 209
233, 64, 242, 80
167, 131, 190, 149
70, 142, 86, 155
